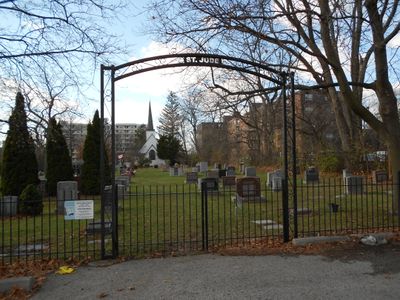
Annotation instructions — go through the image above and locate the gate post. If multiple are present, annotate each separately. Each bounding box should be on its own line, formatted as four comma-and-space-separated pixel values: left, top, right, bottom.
201, 182, 209, 251
110, 66, 119, 258
290, 72, 298, 238
100, 64, 106, 259
281, 72, 290, 242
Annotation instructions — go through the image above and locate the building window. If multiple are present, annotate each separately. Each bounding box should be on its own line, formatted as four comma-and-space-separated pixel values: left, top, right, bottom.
149, 149, 156, 160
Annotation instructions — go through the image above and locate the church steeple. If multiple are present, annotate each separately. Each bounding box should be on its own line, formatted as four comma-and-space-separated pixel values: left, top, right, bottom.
147, 101, 154, 131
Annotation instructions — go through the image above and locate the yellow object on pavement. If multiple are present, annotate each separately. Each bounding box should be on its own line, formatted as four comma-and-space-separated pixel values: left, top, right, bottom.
56, 266, 75, 275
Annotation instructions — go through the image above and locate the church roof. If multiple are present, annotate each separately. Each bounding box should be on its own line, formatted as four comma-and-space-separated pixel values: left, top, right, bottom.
147, 102, 154, 131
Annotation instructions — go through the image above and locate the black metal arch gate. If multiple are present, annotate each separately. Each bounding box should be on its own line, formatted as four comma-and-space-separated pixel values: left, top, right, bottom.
100, 53, 297, 259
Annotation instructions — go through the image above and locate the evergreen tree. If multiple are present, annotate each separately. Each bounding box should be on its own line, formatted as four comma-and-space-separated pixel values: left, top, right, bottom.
1, 92, 38, 196
46, 117, 74, 196
80, 110, 111, 195
158, 91, 182, 137
157, 134, 182, 166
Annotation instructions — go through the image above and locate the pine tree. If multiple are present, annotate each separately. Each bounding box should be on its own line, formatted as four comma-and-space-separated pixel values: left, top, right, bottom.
157, 134, 182, 166
158, 91, 182, 137
80, 110, 110, 195
46, 117, 74, 196
1, 92, 38, 196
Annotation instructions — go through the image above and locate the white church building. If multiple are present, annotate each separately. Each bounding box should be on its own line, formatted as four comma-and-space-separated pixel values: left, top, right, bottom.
139, 102, 165, 167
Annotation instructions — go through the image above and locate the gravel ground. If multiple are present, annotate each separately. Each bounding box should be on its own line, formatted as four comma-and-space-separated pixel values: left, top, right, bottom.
32, 243, 400, 300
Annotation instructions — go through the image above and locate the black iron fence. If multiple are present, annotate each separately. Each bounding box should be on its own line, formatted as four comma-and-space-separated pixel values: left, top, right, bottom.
1, 177, 399, 263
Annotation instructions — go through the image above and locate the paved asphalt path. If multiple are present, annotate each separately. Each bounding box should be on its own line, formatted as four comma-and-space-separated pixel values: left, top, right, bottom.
32, 246, 400, 300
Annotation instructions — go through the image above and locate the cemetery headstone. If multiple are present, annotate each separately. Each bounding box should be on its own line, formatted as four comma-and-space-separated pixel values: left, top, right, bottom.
226, 166, 236, 176
345, 176, 364, 194
235, 177, 265, 205
239, 162, 245, 174
271, 177, 282, 191
185, 172, 198, 184
57, 181, 78, 214
222, 176, 236, 189
199, 162, 208, 173
342, 169, 352, 184
304, 167, 319, 184
198, 177, 219, 193
0, 196, 18, 217
207, 169, 219, 179
267, 170, 283, 188
245, 166, 257, 177
169, 167, 184, 176
218, 169, 227, 178
372, 170, 388, 184
115, 175, 130, 190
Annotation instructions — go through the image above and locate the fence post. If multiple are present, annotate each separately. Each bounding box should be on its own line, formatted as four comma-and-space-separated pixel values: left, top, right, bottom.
112, 184, 119, 258
201, 182, 209, 251
282, 178, 290, 242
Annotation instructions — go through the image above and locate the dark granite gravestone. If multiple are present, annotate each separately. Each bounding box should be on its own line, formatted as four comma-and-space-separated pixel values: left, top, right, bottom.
218, 169, 227, 178
304, 167, 319, 184
372, 170, 388, 184
185, 172, 198, 184
245, 166, 257, 177
222, 176, 236, 188
235, 177, 265, 205
345, 176, 364, 194
198, 177, 219, 192
226, 166, 236, 176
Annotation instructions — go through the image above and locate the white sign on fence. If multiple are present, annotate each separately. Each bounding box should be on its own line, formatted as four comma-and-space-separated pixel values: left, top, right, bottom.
64, 200, 94, 220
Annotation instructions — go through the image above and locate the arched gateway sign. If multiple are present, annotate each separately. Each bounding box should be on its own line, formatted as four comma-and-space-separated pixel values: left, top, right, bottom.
100, 53, 297, 259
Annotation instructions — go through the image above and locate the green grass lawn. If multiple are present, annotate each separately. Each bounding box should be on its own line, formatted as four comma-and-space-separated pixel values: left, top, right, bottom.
1, 167, 399, 262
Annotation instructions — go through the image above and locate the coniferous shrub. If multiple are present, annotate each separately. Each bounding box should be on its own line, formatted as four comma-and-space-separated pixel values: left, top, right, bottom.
1, 92, 38, 196
19, 184, 43, 215
80, 110, 111, 195
46, 118, 74, 196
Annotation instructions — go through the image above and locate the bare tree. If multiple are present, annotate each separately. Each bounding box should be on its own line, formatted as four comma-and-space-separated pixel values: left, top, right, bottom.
0, 0, 127, 138
149, 0, 400, 209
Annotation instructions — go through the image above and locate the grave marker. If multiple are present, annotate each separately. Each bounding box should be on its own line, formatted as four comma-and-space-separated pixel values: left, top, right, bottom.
206, 169, 219, 179
222, 176, 236, 188
57, 181, 78, 214
226, 166, 236, 176
235, 177, 265, 205
304, 167, 319, 184
199, 162, 208, 173
185, 172, 198, 184
245, 166, 257, 177
372, 170, 388, 184
198, 177, 219, 192
345, 176, 364, 194
218, 169, 227, 178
